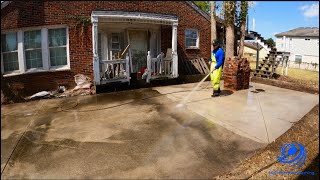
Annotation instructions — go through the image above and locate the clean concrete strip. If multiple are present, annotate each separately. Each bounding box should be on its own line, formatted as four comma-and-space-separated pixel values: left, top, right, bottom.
153, 82, 319, 144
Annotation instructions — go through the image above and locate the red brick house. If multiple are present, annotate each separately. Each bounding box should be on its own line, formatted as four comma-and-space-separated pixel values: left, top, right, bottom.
1, 1, 225, 94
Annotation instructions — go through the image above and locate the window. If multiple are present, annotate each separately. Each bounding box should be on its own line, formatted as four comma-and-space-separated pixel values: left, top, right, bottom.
110, 33, 124, 59
1, 26, 69, 75
24, 30, 42, 69
48, 28, 67, 67
295, 55, 302, 63
185, 29, 199, 48
1, 32, 19, 72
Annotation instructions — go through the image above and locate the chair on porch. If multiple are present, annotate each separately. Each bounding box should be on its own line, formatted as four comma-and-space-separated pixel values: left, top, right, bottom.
162, 48, 172, 75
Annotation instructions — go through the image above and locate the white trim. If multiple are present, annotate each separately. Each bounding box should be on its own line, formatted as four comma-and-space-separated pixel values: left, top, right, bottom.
185, 28, 199, 49
1, 25, 68, 34
1, 1, 11, 9
41, 28, 49, 70
17, 30, 25, 73
66, 27, 70, 69
92, 11, 178, 25
1, 32, 20, 74
47, 27, 70, 69
3, 68, 71, 77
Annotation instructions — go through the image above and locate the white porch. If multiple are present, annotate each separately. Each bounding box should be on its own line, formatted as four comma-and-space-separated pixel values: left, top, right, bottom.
91, 11, 179, 85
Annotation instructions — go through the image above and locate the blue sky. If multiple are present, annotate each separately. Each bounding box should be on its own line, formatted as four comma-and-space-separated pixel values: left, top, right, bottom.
247, 1, 319, 40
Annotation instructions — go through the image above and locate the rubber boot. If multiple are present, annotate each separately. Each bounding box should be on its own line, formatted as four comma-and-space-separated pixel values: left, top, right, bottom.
211, 89, 220, 97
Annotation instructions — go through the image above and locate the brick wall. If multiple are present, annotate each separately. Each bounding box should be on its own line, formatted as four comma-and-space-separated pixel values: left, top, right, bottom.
223, 57, 250, 91
1, 1, 212, 94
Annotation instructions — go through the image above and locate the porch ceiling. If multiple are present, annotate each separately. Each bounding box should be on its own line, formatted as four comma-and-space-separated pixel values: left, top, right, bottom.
91, 11, 178, 25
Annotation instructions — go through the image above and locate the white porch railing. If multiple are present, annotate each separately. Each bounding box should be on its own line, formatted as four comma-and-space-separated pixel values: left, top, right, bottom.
151, 58, 172, 76
100, 56, 130, 84
146, 51, 172, 83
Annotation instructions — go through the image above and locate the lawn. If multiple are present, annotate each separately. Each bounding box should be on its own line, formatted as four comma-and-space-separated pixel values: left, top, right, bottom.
250, 62, 319, 83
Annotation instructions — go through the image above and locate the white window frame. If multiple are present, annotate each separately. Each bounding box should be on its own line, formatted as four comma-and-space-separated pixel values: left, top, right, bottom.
1, 32, 20, 74
24, 29, 43, 71
185, 28, 199, 49
1, 25, 70, 77
48, 26, 70, 71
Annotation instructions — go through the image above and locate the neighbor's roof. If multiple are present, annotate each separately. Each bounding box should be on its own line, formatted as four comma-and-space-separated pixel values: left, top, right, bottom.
275, 27, 319, 37
244, 42, 263, 50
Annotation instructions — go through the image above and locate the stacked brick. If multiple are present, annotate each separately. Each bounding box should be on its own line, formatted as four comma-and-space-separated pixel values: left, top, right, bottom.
223, 57, 250, 91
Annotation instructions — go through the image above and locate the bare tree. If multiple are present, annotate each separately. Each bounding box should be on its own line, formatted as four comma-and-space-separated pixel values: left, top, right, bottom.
237, 1, 248, 58
223, 1, 236, 59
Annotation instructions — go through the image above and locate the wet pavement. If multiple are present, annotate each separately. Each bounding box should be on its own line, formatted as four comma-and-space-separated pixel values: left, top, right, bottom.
1, 81, 318, 179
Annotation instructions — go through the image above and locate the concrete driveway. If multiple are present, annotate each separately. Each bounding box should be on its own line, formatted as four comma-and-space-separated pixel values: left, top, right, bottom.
1, 81, 318, 179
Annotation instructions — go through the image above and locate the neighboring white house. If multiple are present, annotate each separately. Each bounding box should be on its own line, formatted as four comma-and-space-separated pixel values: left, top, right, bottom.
275, 27, 319, 65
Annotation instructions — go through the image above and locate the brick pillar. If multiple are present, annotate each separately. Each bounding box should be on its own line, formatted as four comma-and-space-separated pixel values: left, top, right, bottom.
223, 57, 251, 91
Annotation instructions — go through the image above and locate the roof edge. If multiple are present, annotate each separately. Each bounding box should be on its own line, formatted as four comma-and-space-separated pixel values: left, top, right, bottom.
185, 1, 210, 22
1, 1, 11, 9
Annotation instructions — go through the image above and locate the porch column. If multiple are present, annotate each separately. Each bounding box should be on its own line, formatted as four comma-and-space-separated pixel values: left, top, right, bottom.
91, 16, 100, 85
171, 22, 178, 78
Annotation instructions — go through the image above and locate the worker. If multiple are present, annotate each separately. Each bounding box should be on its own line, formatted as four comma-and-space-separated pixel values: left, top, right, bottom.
209, 40, 225, 97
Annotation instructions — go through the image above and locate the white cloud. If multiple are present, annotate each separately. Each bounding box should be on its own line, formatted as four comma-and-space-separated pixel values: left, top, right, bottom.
299, 3, 319, 18
248, 1, 258, 8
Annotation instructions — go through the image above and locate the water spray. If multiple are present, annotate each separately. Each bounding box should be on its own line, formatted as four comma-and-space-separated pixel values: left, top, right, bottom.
175, 72, 211, 108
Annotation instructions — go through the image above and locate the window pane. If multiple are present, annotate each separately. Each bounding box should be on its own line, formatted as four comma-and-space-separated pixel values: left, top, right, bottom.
2, 32, 17, 52
50, 47, 67, 66
48, 28, 66, 47
111, 33, 119, 43
295, 55, 302, 63
186, 38, 197, 47
24, 30, 41, 49
112, 43, 120, 50
26, 49, 43, 69
3, 52, 19, 72
185, 30, 192, 38
185, 29, 198, 39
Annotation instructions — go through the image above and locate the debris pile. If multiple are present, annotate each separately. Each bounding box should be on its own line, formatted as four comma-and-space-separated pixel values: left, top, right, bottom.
27, 74, 95, 100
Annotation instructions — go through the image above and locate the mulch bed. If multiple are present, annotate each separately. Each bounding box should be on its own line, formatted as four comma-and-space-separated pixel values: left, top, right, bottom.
251, 75, 319, 94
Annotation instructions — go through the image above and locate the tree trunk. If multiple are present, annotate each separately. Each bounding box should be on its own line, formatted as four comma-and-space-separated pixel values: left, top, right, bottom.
238, 1, 248, 58
224, 1, 236, 60
1, 73, 24, 104
238, 20, 246, 58
225, 25, 235, 59
210, 1, 216, 52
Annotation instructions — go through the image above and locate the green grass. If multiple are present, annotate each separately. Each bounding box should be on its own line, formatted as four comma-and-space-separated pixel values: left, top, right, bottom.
250, 62, 319, 83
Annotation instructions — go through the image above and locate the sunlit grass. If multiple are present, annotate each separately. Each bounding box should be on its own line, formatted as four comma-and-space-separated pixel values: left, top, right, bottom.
250, 62, 319, 83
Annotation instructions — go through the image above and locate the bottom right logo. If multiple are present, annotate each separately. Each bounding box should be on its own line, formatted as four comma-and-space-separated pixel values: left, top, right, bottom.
268, 142, 315, 176
277, 142, 307, 169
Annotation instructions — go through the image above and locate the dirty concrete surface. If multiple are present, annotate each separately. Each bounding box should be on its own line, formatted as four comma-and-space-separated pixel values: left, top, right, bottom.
1, 81, 318, 179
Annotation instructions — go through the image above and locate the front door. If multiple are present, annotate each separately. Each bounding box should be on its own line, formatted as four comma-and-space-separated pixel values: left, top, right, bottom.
128, 30, 148, 73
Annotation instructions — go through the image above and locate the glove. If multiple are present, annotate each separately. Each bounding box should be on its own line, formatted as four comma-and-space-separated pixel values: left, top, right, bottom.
211, 67, 216, 73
